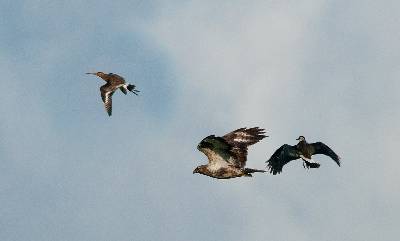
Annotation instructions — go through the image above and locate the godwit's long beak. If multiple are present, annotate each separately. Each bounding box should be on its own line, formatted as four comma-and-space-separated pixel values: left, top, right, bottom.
86, 72, 96, 75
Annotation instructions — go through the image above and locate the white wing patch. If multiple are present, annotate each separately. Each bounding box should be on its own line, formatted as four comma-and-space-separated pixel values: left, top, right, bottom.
233, 132, 256, 143
233, 137, 250, 143
104, 92, 111, 103
200, 148, 230, 170
208, 160, 229, 171
103, 91, 113, 116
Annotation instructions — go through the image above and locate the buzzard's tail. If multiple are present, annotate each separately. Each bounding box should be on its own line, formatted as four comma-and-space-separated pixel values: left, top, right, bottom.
127, 84, 140, 95
244, 168, 266, 175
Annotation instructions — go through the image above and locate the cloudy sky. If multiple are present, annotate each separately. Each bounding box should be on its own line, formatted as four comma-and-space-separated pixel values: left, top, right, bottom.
1, 1, 399, 240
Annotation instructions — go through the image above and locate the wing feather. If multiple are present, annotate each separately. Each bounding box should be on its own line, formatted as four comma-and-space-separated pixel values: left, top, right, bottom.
109, 73, 125, 81
266, 144, 300, 175
223, 127, 267, 146
222, 127, 267, 167
310, 142, 341, 166
197, 136, 232, 167
100, 83, 115, 116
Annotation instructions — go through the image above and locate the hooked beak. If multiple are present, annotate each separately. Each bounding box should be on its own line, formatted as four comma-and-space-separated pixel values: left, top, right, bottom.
296, 137, 300, 140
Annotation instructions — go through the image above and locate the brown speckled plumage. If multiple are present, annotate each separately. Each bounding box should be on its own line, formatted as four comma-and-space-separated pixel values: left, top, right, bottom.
86, 72, 139, 116
193, 127, 267, 179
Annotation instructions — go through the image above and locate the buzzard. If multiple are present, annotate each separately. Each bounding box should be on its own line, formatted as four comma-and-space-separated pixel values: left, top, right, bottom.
194, 127, 267, 179
266, 136, 341, 175
86, 72, 140, 116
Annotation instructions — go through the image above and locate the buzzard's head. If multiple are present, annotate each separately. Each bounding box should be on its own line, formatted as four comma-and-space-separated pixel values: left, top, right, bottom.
193, 165, 207, 175
296, 136, 306, 141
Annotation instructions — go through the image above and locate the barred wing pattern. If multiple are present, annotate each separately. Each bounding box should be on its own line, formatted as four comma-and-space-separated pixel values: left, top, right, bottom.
100, 83, 115, 116
222, 127, 267, 168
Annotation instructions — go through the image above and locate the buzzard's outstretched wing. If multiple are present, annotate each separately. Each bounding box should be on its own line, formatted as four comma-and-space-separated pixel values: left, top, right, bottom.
266, 144, 300, 175
310, 142, 341, 166
100, 83, 115, 116
197, 135, 232, 167
222, 127, 267, 167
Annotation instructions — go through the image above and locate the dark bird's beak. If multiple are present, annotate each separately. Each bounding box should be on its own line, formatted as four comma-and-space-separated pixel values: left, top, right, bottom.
296, 137, 300, 140
86, 72, 96, 75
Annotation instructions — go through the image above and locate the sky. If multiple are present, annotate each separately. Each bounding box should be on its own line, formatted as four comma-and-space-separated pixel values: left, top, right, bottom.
1, 1, 399, 240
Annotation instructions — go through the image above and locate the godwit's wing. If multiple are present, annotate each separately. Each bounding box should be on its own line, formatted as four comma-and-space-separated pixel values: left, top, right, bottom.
100, 83, 115, 116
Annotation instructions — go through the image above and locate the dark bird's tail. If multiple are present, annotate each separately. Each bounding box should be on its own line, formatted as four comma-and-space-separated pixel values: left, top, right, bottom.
127, 84, 140, 95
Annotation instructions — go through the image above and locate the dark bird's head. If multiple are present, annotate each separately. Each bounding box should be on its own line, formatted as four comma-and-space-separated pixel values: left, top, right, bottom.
296, 136, 306, 142
86, 71, 105, 77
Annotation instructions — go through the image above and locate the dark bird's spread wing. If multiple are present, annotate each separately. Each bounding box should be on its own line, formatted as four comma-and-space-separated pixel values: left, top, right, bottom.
310, 142, 341, 166
222, 127, 267, 167
266, 144, 300, 175
100, 84, 115, 116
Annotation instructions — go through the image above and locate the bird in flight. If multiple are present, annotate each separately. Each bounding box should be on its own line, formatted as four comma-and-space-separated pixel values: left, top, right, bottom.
194, 127, 267, 179
86, 72, 140, 116
266, 136, 341, 175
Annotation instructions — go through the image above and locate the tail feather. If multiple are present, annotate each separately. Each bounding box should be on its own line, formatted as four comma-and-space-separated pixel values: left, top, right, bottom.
244, 168, 266, 174
127, 84, 140, 95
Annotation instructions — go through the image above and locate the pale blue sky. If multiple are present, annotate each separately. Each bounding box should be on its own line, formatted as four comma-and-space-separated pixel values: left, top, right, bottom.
1, 1, 399, 241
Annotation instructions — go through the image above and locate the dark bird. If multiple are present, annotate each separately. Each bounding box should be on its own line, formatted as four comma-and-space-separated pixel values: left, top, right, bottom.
86, 72, 140, 116
194, 127, 267, 179
266, 136, 341, 175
